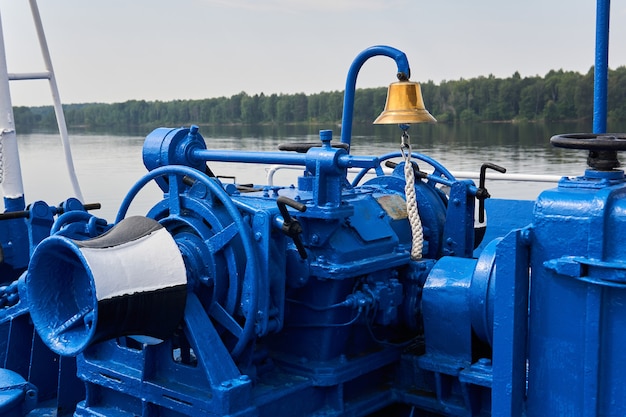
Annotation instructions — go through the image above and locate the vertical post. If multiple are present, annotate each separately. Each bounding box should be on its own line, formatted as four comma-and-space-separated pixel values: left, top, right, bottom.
593, 0, 610, 134
0, 9, 25, 210
492, 229, 529, 416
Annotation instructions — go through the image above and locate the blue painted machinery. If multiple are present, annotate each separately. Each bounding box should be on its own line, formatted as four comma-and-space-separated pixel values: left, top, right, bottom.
1, 9, 626, 413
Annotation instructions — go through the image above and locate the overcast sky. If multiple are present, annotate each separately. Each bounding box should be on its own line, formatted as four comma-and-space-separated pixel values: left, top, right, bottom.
1, 0, 625, 107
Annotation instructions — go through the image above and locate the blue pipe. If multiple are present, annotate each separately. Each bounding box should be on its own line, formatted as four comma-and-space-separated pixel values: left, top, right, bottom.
339, 46, 411, 151
192, 149, 307, 166
191, 148, 379, 170
593, 0, 610, 133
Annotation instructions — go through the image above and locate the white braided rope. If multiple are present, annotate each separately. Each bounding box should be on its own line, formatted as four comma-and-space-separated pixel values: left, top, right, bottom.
402, 143, 423, 260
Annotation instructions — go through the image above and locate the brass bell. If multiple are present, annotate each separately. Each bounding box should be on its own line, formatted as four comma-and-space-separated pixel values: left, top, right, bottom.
373, 81, 436, 124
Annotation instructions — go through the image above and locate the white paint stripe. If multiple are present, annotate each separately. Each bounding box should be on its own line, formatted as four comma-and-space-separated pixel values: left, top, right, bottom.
79, 228, 186, 301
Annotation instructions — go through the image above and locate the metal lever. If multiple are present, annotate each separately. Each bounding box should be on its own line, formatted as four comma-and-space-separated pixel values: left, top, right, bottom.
276, 196, 308, 259
384, 160, 428, 179
476, 163, 507, 223
0, 203, 102, 221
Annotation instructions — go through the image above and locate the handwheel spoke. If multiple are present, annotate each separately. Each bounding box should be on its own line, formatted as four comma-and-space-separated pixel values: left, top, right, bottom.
224, 247, 240, 314
427, 167, 445, 186
207, 222, 242, 314
209, 302, 243, 338
374, 164, 384, 176
168, 173, 182, 215
205, 222, 240, 254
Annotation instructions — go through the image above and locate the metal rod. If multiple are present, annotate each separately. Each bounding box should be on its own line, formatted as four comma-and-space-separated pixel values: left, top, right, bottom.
8, 71, 51, 80
192, 149, 307, 166
28, 0, 84, 202
593, 0, 610, 133
0, 202, 100, 221
451, 171, 563, 183
265, 165, 565, 187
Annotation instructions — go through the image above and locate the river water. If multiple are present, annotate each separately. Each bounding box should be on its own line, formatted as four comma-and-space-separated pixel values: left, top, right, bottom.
4, 121, 626, 221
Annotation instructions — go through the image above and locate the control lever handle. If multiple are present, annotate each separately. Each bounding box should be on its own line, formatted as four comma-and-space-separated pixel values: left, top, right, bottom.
277, 196, 308, 259
476, 163, 507, 223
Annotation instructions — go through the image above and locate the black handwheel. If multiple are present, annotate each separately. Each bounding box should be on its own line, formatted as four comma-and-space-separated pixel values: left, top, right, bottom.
550, 133, 626, 150
550, 133, 626, 170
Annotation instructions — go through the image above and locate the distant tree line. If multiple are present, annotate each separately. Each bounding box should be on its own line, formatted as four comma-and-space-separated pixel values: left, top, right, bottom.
13, 66, 626, 131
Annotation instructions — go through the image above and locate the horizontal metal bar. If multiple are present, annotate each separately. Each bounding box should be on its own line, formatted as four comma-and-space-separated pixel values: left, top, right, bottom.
265, 165, 567, 186
193, 149, 307, 165
8, 71, 51, 81
450, 171, 564, 183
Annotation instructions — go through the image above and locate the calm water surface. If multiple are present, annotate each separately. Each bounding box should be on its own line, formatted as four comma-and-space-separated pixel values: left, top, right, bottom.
5, 122, 626, 221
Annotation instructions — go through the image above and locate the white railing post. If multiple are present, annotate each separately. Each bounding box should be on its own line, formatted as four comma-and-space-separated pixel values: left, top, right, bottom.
0, 8, 25, 204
